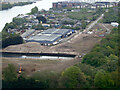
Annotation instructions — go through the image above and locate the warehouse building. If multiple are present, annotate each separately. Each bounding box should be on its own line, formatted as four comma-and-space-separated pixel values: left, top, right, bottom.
26, 29, 74, 45
21, 29, 35, 39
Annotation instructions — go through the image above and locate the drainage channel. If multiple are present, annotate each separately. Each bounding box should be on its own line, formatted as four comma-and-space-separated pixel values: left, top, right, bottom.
0, 52, 76, 60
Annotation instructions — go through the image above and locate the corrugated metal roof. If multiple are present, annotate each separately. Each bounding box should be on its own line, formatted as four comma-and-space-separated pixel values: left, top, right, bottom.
41, 29, 71, 35
26, 29, 72, 44
28, 34, 61, 42
21, 29, 35, 38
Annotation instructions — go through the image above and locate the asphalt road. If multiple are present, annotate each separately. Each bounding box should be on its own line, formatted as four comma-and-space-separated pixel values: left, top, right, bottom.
85, 13, 104, 32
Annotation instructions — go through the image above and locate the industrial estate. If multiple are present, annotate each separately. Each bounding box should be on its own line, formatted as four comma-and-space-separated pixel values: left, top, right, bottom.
24, 29, 74, 45
1, 0, 119, 88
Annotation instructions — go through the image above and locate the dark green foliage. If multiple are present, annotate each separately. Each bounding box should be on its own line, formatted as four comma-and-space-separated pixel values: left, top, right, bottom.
98, 60, 118, 72
83, 27, 119, 68
2, 23, 16, 32
31, 6, 38, 14
111, 70, 120, 87
7, 22, 17, 29
91, 14, 99, 21
3, 18, 28, 31
102, 7, 118, 23
13, 18, 27, 25
2, 69, 60, 88
90, 8, 105, 21
100, 29, 118, 56
36, 15, 47, 23
80, 27, 119, 88
74, 63, 97, 86
32, 24, 44, 30
75, 63, 97, 77
20, 24, 28, 29
2, 77, 39, 88
94, 71, 114, 88
1, 32, 23, 48
2, 3, 12, 10
31, 71, 60, 88
59, 66, 89, 88
3, 64, 17, 82
81, 21, 87, 29
62, 21, 75, 25
98, 54, 118, 72
2, 22, 17, 32
96, 8, 105, 15
82, 52, 106, 67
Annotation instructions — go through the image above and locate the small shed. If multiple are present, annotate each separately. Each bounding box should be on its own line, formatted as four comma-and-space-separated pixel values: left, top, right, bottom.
111, 22, 119, 27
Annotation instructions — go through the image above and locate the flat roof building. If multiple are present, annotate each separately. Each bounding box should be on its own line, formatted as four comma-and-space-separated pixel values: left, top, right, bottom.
41, 29, 72, 35
26, 29, 73, 45
21, 29, 35, 38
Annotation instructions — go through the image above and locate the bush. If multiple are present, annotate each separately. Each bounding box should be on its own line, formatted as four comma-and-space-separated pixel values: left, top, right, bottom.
82, 52, 106, 67
2, 33, 23, 48
94, 71, 114, 88
59, 66, 89, 88
31, 71, 60, 88
3, 64, 17, 82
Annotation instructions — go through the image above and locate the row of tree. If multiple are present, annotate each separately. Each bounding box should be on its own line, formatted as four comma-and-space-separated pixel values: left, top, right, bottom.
2, 2, 33, 10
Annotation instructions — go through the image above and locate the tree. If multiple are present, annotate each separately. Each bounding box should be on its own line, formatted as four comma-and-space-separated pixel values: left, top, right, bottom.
111, 70, 120, 88
13, 18, 27, 25
31, 71, 59, 88
31, 6, 38, 14
59, 66, 89, 88
62, 21, 75, 25
81, 21, 87, 29
2, 3, 12, 10
32, 24, 44, 30
102, 8, 118, 23
82, 52, 106, 67
98, 55, 118, 72
75, 63, 97, 86
7, 22, 17, 29
3, 64, 17, 82
2, 23, 10, 32
36, 15, 47, 23
94, 71, 114, 88
2, 33, 23, 48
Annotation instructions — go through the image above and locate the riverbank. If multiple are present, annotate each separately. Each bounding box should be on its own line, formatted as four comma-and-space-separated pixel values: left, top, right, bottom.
1, 2, 33, 11
0, 0, 58, 32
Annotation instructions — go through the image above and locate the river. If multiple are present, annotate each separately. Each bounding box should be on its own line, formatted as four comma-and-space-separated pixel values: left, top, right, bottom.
0, 0, 65, 32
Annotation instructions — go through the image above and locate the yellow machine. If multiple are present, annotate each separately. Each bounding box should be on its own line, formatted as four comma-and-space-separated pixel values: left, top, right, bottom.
19, 65, 22, 74
40, 21, 42, 24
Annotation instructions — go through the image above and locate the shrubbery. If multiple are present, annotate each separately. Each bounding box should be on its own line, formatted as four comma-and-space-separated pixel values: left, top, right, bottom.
1, 32, 23, 48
